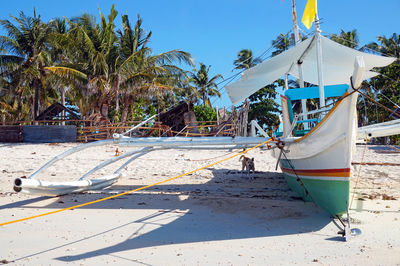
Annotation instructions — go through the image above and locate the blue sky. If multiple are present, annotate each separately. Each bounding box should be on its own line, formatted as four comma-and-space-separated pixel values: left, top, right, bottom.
0, 0, 399, 108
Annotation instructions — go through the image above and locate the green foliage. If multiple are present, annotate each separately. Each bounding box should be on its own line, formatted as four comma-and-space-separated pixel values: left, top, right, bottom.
234, 45, 281, 131
247, 83, 280, 130
190, 63, 223, 106
0, 10, 55, 121
330, 29, 359, 49
271, 32, 295, 56
330, 31, 400, 144
233, 49, 261, 70
193, 105, 217, 122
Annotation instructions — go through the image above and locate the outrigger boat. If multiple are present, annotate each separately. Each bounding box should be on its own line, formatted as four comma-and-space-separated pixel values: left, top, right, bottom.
11, 0, 400, 239
225, 3, 398, 220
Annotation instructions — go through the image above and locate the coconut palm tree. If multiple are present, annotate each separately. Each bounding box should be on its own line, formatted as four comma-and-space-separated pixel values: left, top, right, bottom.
0, 11, 54, 121
46, 6, 122, 119
190, 63, 223, 106
330, 29, 359, 49
272, 32, 294, 56
46, 6, 193, 122
233, 49, 261, 70
366, 33, 400, 58
114, 14, 193, 122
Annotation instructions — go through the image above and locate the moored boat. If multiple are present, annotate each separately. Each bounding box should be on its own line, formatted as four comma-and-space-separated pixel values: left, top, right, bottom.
225, 1, 396, 217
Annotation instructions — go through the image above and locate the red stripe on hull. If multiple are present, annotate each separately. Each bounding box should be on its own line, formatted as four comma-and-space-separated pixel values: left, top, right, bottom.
281, 167, 351, 177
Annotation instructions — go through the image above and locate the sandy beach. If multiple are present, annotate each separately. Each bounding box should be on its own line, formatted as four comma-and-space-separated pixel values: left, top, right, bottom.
0, 142, 399, 265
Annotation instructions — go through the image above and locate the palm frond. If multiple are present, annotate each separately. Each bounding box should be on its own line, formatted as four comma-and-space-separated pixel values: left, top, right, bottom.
45, 66, 87, 81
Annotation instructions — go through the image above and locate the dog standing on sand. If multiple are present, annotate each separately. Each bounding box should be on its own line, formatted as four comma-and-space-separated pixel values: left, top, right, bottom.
239, 155, 255, 180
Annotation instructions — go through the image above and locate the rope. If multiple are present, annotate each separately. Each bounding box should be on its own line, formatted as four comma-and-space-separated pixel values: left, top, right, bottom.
352, 162, 400, 166
350, 77, 400, 119
0, 139, 272, 227
279, 146, 315, 205
349, 143, 368, 209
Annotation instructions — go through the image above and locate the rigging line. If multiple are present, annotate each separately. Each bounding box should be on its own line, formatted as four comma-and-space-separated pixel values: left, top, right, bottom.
368, 82, 400, 109
350, 77, 400, 119
231, 30, 293, 70
213, 34, 290, 90
214, 30, 298, 92
214, 40, 279, 90
0, 139, 272, 227
122, 30, 299, 134
323, 31, 398, 58
280, 149, 316, 206
349, 143, 368, 209
211, 37, 294, 107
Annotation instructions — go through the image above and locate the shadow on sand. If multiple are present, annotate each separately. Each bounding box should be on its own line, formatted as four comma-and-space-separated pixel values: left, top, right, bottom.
6, 168, 333, 263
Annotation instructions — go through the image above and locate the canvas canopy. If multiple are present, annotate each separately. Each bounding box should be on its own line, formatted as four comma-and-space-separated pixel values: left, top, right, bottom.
226, 35, 396, 105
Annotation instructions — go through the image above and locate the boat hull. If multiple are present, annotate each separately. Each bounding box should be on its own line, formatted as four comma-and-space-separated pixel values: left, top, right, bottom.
280, 158, 350, 215
273, 91, 358, 216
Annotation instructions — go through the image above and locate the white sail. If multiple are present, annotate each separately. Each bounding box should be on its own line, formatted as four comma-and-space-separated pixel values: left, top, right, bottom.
226, 35, 396, 105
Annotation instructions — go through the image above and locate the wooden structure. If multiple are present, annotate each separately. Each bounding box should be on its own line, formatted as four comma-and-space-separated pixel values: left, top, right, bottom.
36, 103, 80, 121
0, 102, 245, 142
0, 126, 23, 142
158, 102, 191, 132
231, 99, 250, 137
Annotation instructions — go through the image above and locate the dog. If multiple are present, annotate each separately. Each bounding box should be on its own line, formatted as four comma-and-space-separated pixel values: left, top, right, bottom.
239, 155, 255, 180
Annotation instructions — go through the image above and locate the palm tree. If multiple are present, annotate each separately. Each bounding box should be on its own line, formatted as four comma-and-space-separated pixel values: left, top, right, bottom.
233, 49, 261, 70
46, 6, 193, 123
46, 6, 122, 119
359, 33, 400, 144
190, 63, 223, 106
366, 33, 400, 58
0, 11, 54, 121
272, 32, 294, 56
330, 29, 359, 49
114, 14, 193, 122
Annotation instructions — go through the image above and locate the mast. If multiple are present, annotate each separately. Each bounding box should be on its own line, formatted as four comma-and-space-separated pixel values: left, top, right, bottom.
291, 0, 308, 128
315, 14, 326, 107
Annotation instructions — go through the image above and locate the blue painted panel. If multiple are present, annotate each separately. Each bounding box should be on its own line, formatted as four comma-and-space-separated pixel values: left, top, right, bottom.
23, 125, 77, 143
295, 118, 321, 124
284, 84, 349, 100
287, 98, 294, 123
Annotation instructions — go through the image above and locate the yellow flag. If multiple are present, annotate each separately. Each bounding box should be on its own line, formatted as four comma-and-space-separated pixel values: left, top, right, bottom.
301, 0, 317, 29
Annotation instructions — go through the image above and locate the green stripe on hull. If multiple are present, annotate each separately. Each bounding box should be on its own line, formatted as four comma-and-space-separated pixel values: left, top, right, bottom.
283, 173, 349, 216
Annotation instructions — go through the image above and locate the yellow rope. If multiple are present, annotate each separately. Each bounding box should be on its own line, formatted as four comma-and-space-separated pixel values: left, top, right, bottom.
0, 139, 272, 227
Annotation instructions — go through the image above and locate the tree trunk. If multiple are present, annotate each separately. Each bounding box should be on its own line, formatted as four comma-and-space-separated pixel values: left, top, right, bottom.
120, 97, 130, 125
114, 74, 120, 112
100, 102, 109, 118
33, 78, 40, 124
61, 87, 66, 125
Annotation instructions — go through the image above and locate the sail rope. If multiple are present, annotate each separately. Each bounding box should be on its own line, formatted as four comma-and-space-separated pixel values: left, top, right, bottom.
350, 77, 400, 119
0, 139, 272, 227
277, 143, 316, 206
349, 143, 368, 210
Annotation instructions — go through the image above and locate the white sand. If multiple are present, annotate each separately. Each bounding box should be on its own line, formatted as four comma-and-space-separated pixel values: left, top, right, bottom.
0, 143, 399, 265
